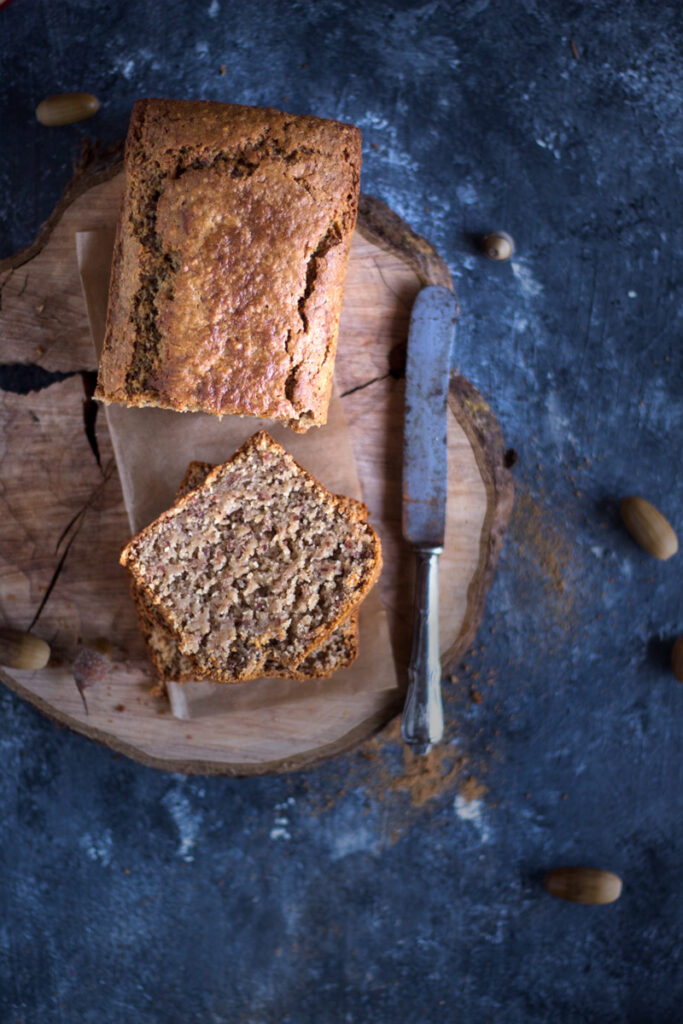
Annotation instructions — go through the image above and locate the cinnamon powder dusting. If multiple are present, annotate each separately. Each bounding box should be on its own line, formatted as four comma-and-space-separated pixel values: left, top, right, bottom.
508, 489, 578, 625
302, 715, 489, 832
362, 719, 469, 808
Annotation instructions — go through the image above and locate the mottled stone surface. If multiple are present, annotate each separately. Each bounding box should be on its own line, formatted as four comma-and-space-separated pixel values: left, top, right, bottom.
0, 1, 681, 1021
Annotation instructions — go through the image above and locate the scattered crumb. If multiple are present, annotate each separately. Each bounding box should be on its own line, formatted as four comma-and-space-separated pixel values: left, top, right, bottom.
219, 65, 226, 75
469, 687, 483, 705
115, 704, 125, 712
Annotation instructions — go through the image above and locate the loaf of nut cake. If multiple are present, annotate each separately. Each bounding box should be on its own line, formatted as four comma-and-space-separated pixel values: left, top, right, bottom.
95, 98, 361, 431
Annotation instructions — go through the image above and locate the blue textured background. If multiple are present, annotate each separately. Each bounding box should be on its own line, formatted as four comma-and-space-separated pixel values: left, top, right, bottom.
1, 1, 681, 1021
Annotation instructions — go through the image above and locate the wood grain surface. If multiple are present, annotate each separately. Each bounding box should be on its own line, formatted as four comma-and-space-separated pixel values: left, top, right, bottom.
0, 160, 513, 774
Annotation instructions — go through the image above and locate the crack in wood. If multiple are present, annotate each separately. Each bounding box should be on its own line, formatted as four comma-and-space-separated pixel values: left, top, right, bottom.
0, 362, 77, 395
0, 267, 15, 310
0, 364, 102, 468
339, 372, 392, 398
80, 370, 101, 468
29, 461, 114, 632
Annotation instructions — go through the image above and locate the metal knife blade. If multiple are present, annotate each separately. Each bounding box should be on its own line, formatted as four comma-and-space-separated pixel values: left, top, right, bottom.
401, 285, 458, 755
402, 286, 458, 548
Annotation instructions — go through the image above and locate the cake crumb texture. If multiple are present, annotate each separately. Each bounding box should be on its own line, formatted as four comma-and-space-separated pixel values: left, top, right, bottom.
122, 431, 381, 683
132, 459, 360, 684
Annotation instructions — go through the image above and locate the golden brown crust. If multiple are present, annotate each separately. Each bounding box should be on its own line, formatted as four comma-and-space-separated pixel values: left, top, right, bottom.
121, 431, 381, 683
95, 98, 361, 430
175, 461, 214, 500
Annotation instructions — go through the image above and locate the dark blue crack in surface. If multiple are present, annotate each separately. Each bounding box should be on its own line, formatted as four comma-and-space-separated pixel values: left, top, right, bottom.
0, 1, 681, 1021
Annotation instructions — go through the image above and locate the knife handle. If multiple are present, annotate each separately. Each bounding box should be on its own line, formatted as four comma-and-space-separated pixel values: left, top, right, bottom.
401, 545, 444, 755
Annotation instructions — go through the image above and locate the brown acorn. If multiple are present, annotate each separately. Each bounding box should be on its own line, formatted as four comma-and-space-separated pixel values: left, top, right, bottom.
545, 866, 622, 905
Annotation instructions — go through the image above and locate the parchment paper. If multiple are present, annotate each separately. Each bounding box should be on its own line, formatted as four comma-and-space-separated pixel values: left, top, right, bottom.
76, 229, 398, 719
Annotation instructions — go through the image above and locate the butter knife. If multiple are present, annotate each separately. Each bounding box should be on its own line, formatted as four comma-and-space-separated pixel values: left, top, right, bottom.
401, 285, 458, 755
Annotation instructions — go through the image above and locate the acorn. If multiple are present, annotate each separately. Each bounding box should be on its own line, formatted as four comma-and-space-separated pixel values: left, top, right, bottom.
619, 496, 678, 561
545, 866, 622, 905
0, 628, 50, 670
482, 230, 515, 262
672, 637, 683, 683
36, 92, 100, 126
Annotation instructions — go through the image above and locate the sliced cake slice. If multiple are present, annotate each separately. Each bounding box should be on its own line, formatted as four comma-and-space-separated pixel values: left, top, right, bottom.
122, 431, 381, 683
133, 460, 360, 684
134, 584, 359, 685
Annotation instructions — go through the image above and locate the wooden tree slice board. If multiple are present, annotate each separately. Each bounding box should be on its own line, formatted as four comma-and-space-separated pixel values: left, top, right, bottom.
0, 157, 513, 775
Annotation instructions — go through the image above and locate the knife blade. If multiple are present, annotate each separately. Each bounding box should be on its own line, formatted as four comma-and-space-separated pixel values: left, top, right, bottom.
401, 285, 458, 754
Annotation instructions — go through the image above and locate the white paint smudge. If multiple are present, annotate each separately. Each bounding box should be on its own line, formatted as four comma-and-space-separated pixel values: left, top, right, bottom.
328, 820, 378, 861
162, 787, 202, 862
453, 795, 491, 843
269, 827, 291, 841
511, 260, 543, 298
357, 111, 420, 174
78, 830, 113, 866
512, 312, 529, 334
628, 290, 637, 298
325, 800, 382, 861
544, 390, 580, 449
208, 0, 219, 16
534, 128, 562, 160
270, 797, 295, 841
455, 182, 478, 207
